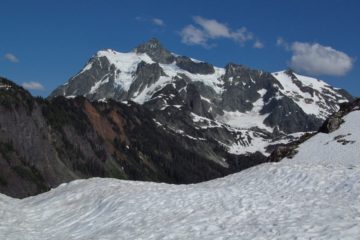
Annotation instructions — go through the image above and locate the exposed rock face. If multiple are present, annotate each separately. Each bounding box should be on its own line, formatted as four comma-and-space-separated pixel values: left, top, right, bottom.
127, 61, 166, 98
221, 64, 278, 112
175, 56, 215, 74
261, 96, 323, 133
267, 133, 315, 162
50, 56, 117, 99
135, 38, 175, 64
319, 99, 360, 133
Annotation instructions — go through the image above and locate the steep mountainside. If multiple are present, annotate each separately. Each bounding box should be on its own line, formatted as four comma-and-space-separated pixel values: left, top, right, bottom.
1, 100, 359, 239
1, 77, 269, 198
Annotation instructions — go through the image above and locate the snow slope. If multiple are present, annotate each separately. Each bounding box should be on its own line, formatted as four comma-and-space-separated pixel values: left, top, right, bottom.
286, 110, 360, 167
1, 115, 359, 240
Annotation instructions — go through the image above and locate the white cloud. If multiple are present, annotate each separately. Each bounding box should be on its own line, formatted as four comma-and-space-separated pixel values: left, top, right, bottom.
289, 42, 353, 76
4, 53, 19, 63
231, 27, 253, 43
253, 40, 264, 49
180, 25, 208, 47
22, 82, 45, 91
180, 16, 256, 47
193, 16, 231, 38
276, 37, 289, 50
152, 18, 165, 26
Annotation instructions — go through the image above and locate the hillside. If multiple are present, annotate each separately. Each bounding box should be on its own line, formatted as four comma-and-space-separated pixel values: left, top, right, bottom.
0, 77, 266, 198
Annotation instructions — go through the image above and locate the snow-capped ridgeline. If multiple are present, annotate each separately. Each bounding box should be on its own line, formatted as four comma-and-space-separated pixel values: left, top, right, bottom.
81, 48, 346, 117
1, 110, 359, 239
80, 48, 225, 102
72, 49, 155, 94
272, 71, 346, 119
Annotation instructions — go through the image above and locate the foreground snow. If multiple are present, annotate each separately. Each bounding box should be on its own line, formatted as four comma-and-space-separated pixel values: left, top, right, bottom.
0, 112, 359, 239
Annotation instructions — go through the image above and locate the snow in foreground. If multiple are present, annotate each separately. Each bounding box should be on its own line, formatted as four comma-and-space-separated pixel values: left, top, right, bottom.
0, 112, 360, 240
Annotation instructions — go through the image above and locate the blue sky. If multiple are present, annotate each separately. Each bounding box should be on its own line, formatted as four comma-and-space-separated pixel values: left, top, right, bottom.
1, 0, 359, 97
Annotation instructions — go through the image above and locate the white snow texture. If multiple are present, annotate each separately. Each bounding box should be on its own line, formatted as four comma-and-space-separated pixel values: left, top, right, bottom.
0, 111, 359, 239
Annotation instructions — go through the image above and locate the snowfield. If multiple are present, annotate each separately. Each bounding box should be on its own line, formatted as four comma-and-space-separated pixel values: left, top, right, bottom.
0, 111, 359, 239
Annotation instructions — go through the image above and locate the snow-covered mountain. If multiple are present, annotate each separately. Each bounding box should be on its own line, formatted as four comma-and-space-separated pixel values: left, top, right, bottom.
50, 38, 352, 133
1, 103, 359, 239
49, 39, 353, 160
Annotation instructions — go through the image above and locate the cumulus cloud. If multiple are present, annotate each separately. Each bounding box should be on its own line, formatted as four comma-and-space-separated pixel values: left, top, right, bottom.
4, 53, 19, 63
180, 16, 256, 47
152, 18, 165, 26
290, 42, 353, 76
253, 40, 264, 49
22, 82, 45, 91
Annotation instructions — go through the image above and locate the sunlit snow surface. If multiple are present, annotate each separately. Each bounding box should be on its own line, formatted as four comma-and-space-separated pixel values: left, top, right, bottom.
1, 111, 359, 240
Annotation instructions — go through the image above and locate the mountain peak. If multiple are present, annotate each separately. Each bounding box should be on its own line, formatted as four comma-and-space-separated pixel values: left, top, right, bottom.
135, 38, 175, 64
137, 38, 162, 49
284, 68, 296, 76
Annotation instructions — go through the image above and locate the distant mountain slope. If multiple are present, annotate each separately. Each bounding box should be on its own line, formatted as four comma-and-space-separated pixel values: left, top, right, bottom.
1, 100, 359, 239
